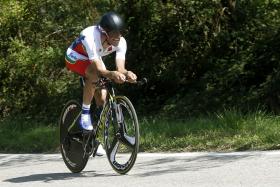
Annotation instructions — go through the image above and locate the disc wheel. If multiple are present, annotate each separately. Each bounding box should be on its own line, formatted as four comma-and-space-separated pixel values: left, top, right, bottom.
59, 100, 89, 173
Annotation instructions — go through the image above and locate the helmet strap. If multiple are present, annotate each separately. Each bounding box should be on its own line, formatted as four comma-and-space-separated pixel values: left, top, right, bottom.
102, 38, 109, 46
99, 25, 112, 46
102, 33, 113, 47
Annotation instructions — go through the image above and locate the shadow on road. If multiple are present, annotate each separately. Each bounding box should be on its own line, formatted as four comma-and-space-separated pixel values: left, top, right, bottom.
3, 170, 118, 183
1, 154, 117, 183
0, 154, 60, 168
1, 152, 258, 182
133, 153, 255, 177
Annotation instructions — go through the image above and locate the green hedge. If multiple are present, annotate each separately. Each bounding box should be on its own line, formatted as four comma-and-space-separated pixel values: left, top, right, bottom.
1, 0, 280, 120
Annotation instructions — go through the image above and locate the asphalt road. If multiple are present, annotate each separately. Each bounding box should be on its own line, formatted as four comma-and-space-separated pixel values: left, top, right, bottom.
1, 151, 280, 187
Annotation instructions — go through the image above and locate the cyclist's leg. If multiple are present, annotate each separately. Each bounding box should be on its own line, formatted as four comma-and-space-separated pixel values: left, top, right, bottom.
94, 88, 107, 107
93, 83, 107, 156
65, 52, 97, 130
83, 64, 98, 105
94, 88, 107, 123
84, 61, 107, 105
75, 64, 99, 130
82, 62, 107, 130
65, 48, 98, 105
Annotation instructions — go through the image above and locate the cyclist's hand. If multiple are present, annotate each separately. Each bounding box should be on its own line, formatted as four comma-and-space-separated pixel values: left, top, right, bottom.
111, 71, 126, 84
126, 71, 137, 83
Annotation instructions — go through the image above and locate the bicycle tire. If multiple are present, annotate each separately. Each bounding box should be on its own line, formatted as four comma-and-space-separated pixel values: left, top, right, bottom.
59, 100, 89, 173
104, 96, 139, 174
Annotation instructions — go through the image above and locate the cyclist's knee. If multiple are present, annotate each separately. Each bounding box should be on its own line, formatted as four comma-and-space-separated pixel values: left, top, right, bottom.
95, 89, 107, 106
85, 66, 99, 84
84, 77, 98, 88
96, 99, 105, 106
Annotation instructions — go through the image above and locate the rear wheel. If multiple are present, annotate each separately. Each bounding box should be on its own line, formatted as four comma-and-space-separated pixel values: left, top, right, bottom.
59, 100, 89, 173
104, 96, 139, 174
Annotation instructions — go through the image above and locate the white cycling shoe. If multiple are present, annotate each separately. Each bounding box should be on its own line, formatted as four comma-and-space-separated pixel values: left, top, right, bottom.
96, 144, 106, 156
79, 114, 93, 131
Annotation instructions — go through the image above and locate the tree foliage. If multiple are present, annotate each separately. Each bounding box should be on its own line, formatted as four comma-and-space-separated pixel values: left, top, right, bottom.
1, 0, 280, 120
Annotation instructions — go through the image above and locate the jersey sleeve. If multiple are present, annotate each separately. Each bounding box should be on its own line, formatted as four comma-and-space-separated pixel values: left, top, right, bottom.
80, 31, 101, 61
116, 37, 127, 60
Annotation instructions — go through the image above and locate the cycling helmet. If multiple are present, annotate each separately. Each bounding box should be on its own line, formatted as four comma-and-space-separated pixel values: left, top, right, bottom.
99, 12, 124, 34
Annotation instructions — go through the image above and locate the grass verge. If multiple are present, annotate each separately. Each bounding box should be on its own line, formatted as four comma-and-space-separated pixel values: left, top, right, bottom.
0, 110, 280, 153
140, 110, 280, 152
0, 117, 59, 153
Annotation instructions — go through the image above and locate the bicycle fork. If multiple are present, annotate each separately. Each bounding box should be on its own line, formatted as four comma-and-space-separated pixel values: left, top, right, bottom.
115, 101, 136, 148
112, 102, 123, 135
112, 102, 134, 146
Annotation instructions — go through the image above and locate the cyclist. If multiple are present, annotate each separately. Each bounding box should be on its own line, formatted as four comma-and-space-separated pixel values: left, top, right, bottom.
65, 12, 137, 155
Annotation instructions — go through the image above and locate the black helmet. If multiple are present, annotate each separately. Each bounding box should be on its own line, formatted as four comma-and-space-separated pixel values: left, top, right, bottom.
99, 12, 124, 34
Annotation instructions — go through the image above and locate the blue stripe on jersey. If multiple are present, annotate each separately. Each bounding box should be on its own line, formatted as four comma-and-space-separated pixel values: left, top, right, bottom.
70, 35, 85, 49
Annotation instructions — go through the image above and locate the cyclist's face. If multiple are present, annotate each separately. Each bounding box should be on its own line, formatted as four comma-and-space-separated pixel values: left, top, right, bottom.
107, 31, 121, 46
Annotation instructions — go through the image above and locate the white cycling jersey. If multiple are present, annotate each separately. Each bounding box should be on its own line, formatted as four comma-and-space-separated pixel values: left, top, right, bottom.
67, 26, 126, 63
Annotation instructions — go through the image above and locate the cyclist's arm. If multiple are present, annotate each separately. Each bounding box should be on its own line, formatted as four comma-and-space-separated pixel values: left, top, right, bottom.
115, 37, 127, 74
89, 59, 126, 83
116, 58, 137, 82
89, 59, 114, 79
116, 58, 128, 75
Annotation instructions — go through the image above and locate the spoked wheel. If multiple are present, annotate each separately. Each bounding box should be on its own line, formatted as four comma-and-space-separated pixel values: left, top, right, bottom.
104, 96, 139, 174
59, 100, 89, 173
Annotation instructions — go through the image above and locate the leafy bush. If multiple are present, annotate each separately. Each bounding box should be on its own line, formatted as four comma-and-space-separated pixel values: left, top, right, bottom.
1, 0, 280, 120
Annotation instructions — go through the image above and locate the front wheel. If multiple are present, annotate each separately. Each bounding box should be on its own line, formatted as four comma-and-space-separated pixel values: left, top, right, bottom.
104, 96, 140, 174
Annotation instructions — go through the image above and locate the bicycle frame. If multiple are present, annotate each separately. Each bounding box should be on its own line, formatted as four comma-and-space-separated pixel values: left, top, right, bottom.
60, 76, 144, 174
96, 79, 120, 137
66, 78, 115, 134
96, 79, 136, 149
67, 77, 140, 151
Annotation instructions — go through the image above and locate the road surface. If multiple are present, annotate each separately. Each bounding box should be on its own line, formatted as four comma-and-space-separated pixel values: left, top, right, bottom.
1, 151, 280, 186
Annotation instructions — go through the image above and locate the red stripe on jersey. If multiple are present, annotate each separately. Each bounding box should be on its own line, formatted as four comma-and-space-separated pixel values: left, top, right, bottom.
72, 43, 88, 57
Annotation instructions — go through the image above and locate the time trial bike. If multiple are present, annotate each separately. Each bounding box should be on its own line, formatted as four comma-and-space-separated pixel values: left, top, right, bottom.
59, 77, 146, 174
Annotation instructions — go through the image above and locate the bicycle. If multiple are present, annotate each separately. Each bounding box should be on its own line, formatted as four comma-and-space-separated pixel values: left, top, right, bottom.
59, 77, 147, 174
